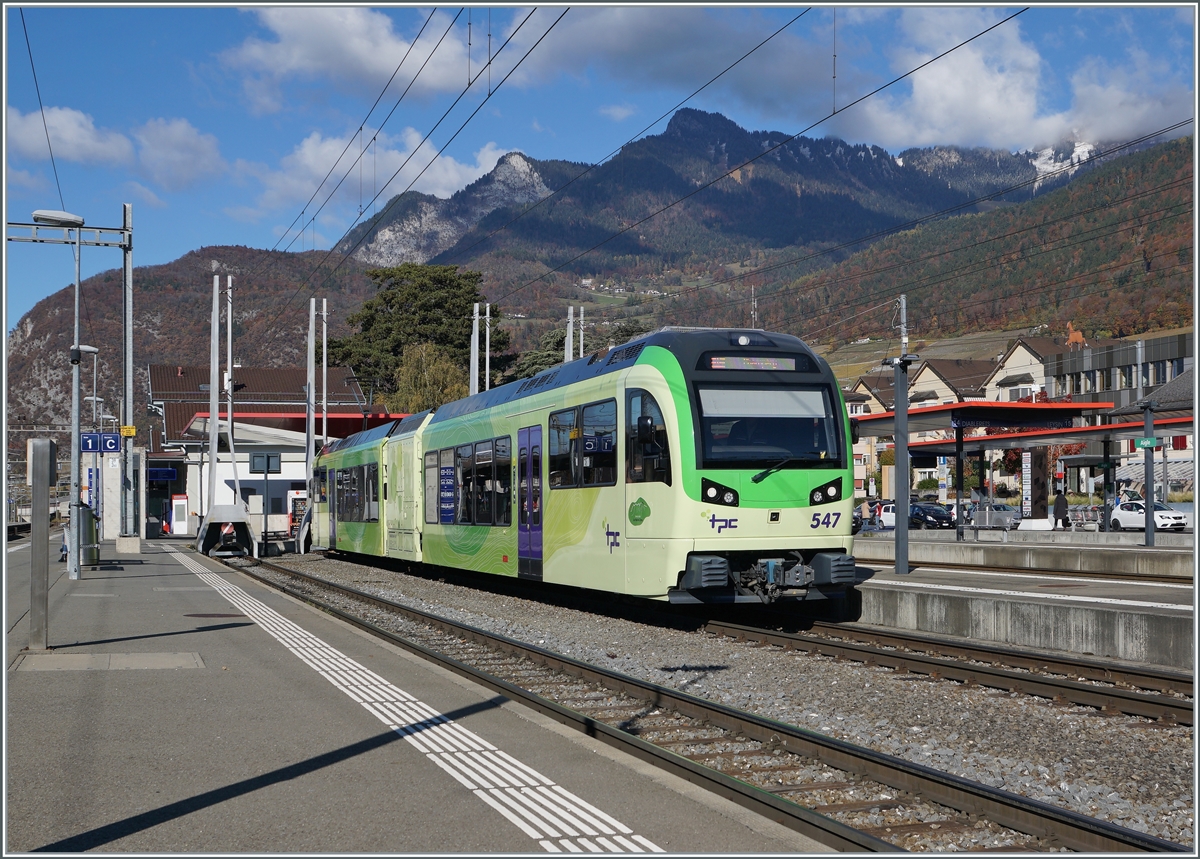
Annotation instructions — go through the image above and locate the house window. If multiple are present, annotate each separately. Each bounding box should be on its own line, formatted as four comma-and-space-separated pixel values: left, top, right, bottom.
1120, 366, 1133, 388
1171, 358, 1185, 378
1153, 360, 1167, 384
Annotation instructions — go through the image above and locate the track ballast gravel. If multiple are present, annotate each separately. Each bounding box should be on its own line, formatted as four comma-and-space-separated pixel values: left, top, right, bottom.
258, 553, 1194, 847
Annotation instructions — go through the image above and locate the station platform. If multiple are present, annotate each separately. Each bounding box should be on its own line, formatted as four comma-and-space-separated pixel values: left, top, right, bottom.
5, 534, 828, 854
849, 532, 1194, 670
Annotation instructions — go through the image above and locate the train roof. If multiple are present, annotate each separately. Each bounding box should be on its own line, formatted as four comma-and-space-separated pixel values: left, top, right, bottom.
430, 327, 827, 425
319, 410, 431, 455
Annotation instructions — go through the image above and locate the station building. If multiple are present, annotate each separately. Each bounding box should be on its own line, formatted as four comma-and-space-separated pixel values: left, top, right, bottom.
145, 364, 402, 539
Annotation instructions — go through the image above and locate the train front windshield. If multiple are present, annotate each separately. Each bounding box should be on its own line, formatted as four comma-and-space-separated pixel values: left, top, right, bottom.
697, 386, 842, 469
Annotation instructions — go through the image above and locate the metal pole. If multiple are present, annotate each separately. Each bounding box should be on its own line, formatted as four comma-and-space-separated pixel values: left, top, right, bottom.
226, 277, 242, 504
470, 303, 480, 396
566, 306, 574, 362
1143, 403, 1155, 546
579, 306, 584, 357
306, 298, 315, 483
1101, 440, 1112, 532
485, 304, 491, 392
893, 357, 911, 575
29, 439, 54, 650
69, 225, 82, 580
954, 426, 964, 541
121, 203, 135, 539
207, 275, 220, 515
321, 299, 328, 449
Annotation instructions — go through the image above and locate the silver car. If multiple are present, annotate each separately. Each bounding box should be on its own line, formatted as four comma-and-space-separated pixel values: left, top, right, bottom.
972, 502, 1021, 529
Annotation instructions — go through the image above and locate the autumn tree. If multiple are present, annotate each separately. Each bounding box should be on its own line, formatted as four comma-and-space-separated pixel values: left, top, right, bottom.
384, 342, 468, 413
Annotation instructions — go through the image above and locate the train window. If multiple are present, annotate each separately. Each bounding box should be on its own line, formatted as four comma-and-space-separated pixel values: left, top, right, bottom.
424, 452, 438, 524
316, 468, 328, 503
582, 399, 618, 486
474, 441, 494, 525
531, 445, 541, 525
518, 445, 528, 526
456, 444, 474, 524
549, 407, 579, 488
626, 389, 672, 485
494, 437, 512, 526
365, 462, 379, 522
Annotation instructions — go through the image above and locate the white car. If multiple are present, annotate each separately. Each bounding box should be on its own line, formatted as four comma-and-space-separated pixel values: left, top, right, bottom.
1110, 501, 1190, 531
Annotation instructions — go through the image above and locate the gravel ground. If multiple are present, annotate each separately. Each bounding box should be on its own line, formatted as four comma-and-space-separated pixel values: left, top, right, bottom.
261, 553, 1194, 847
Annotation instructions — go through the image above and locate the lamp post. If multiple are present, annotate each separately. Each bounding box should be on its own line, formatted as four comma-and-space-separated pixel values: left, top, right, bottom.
32, 210, 85, 579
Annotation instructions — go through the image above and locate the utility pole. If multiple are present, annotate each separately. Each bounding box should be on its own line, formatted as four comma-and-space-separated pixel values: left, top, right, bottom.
484, 304, 491, 392
306, 298, 315, 487
206, 275, 220, 516
578, 305, 584, 357
321, 298, 328, 449
225, 276, 241, 504
566, 306, 574, 363
470, 303, 480, 396
884, 294, 918, 576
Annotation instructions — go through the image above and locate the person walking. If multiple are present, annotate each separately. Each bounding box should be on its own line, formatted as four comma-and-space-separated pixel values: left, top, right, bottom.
1053, 491, 1069, 531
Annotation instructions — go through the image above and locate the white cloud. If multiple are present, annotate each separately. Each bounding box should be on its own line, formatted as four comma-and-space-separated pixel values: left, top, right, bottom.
6, 167, 42, 192
6, 105, 133, 164
124, 181, 166, 209
132, 119, 226, 191
599, 104, 636, 122
224, 7, 470, 114
1065, 51, 1194, 145
241, 126, 509, 223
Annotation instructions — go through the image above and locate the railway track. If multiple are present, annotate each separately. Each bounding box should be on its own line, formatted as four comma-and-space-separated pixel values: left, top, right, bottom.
705, 620, 1193, 726
230, 556, 1187, 853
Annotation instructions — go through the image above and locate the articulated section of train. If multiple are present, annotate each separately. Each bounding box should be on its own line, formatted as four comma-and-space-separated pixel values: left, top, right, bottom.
310, 327, 868, 605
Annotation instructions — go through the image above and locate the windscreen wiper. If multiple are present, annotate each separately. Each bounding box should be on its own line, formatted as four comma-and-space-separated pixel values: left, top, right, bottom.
751, 457, 795, 483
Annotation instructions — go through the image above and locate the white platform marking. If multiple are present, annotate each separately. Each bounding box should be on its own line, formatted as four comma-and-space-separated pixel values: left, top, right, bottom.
163, 546, 661, 852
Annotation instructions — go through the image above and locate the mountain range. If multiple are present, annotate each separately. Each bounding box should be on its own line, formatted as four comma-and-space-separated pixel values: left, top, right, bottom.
6, 108, 1191, 440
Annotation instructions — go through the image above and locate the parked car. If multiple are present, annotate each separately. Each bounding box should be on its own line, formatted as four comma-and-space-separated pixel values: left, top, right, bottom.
971, 502, 1022, 529
878, 502, 896, 529
909, 502, 954, 529
1110, 501, 1191, 531
852, 507, 863, 534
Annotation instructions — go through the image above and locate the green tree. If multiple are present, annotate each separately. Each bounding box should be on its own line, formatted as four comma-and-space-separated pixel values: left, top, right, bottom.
327, 263, 509, 394
513, 328, 567, 380
384, 342, 469, 413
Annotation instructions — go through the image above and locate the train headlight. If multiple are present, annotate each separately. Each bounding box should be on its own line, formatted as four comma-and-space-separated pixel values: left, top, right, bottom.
702, 477, 739, 507
809, 477, 842, 506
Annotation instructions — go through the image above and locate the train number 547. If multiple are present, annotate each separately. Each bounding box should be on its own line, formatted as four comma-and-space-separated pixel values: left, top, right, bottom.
810, 512, 841, 528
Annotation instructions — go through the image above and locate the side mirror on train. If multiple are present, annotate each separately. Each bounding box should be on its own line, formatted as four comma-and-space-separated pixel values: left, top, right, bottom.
637, 415, 655, 443
850, 417, 860, 445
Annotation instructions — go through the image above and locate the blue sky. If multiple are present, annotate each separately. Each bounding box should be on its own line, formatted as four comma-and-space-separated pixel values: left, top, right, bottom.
5, 5, 1195, 330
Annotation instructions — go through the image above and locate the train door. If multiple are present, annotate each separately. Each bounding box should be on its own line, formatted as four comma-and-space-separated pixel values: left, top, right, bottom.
517, 425, 543, 580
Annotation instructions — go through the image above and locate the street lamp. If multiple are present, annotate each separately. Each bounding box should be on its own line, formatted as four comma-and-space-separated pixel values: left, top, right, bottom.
35, 209, 86, 580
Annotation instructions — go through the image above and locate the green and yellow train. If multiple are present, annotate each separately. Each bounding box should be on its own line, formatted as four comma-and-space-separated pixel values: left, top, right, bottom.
310, 327, 866, 604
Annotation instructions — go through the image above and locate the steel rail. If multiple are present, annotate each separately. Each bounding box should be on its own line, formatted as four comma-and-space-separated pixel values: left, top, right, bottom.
235, 558, 1188, 853
807, 620, 1194, 696
704, 619, 1192, 726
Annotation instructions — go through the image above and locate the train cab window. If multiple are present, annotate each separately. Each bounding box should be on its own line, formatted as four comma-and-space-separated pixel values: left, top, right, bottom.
495, 437, 512, 526
549, 407, 580, 488
474, 441, 494, 525
424, 452, 438, 524
455, 444, 474, 524
316, 468, 328, 503
582, 400, 618, 486
626, 389, 671, 485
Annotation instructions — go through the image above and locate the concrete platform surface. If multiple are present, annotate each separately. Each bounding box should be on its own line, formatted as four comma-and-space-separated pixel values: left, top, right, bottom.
5, 537, 829, 854
852, 561, 1193, 670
